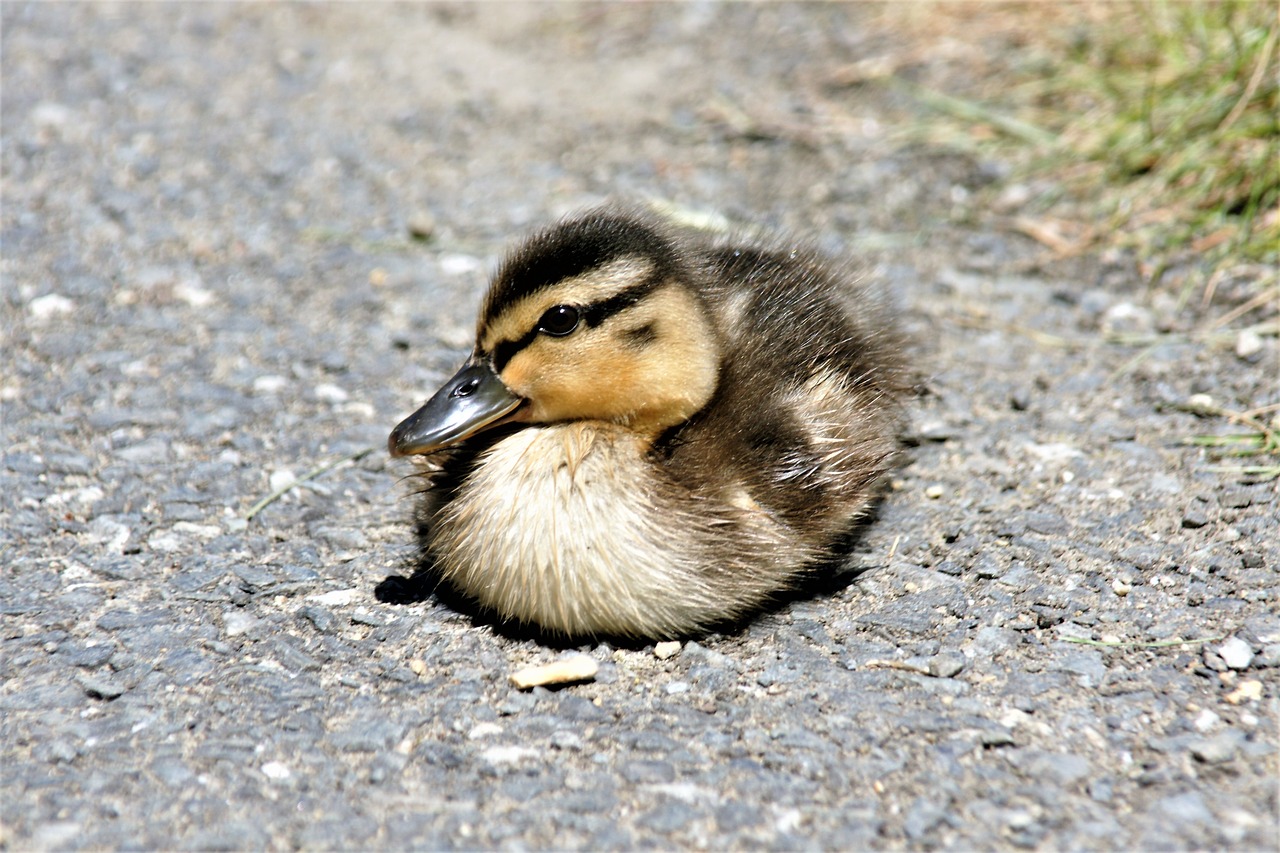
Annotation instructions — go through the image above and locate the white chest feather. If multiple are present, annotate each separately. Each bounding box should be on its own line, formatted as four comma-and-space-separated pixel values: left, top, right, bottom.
430, 423, 736, 638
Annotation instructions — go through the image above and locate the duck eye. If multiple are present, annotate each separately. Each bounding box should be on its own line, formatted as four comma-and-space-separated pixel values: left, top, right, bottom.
537, 305, 580, 337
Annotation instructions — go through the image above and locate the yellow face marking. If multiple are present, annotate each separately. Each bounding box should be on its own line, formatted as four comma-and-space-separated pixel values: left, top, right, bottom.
495, 282, 721, 436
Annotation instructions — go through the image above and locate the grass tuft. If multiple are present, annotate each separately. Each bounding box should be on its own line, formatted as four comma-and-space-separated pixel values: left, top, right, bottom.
876, 1, 1278, 315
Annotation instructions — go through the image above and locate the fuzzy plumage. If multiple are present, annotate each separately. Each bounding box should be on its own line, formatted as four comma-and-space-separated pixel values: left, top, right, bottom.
390, 206, 904, 639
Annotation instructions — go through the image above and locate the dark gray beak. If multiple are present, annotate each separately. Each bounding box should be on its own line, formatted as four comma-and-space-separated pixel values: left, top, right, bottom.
388, 361, 522, 457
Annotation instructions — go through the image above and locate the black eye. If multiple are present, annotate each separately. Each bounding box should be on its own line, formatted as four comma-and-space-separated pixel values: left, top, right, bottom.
537, 305, 580, 337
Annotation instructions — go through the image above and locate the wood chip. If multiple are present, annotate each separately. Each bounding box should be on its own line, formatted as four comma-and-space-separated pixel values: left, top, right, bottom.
509, 654, 599, 690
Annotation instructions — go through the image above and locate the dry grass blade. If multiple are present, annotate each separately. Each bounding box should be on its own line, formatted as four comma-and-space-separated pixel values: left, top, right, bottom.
244, 447, 375, 521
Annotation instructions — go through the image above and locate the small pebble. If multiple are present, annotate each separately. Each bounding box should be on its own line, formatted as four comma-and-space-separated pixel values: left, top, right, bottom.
1224, 679, 1262, 705
1181, 507, 1209, 529
481, 745, 539, 765
1217, 637, 1254, 671
408, 658, 427, 676
1190, 730, 1242, 764
1111, 580, 1131, 597
509, 654, 598, 690
314, 383, 349, 404
268, 470, 297, 493
308, 589, 357, 606
407, 211, 436, 240
1184, 393, 1215, 414
467, 723, 503, 740
173, 280, 214, 308
1193, 709, 1220, 732
980, 729, 1015, 748
223, 611, 261, 637
29, 293, 76, 320
653, 641, 682, 660
1234, 329, 1263, 360
253, 375, 289, 395
261, 761, 291, 780
927, 653, 965, 678
76, 673, 127, 700
439, 253, 484, 276
925, 485, 945, 499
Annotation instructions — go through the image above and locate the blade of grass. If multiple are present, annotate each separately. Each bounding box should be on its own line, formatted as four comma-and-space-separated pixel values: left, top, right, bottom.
889, 77, 1061, 148
244, 447, 375, 522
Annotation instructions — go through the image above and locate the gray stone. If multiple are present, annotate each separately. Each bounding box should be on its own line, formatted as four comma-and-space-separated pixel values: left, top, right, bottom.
637, 801, 699, 833
1190, 730, 1245, 764
328, 719, 407, 753
1018, 751, 1091, 785
299, 605, 338, 634
60, 643, 115, 668
904, 796, 950, 839
1155, 791, 1214, 825
75, 672, 128, 700
1182, 506, 1210, 529
620, 760, 676, 784
928, 653, 965, 678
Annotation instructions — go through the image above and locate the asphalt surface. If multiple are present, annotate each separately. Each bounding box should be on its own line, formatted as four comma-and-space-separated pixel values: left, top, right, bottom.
3, 4, 1277, 850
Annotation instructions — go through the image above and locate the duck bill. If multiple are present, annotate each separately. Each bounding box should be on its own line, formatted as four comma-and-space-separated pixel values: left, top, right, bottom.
388, 361, 523, 457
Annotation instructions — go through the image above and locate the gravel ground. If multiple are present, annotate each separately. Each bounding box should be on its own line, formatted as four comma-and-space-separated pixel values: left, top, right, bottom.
3, 4, 1276, 850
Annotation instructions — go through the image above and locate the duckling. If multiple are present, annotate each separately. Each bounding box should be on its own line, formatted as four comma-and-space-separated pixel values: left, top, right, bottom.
389, 206, 904, 640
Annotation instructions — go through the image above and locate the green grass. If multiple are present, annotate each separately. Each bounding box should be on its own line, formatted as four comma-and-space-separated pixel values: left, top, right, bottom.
894, 1, 1278, 311
1179, 399, 1280, 481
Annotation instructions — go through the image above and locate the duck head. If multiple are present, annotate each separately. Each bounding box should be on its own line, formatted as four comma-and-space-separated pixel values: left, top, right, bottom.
389, 211, 721, 457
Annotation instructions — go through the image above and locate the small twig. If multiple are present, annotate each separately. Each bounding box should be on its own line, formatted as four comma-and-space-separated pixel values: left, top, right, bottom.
863, 658, 931, 675
244, 447, 375, 521
885, 534, 902, 565
1062, 635, 1224, 649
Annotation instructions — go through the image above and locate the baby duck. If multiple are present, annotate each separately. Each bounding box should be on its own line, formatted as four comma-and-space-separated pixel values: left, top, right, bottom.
389, 206, 903, 640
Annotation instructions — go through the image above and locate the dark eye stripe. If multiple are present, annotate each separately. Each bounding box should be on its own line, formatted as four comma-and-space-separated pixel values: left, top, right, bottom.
581, 280, 656, 327
491, 329, 540, 373
488, 278, 664, 373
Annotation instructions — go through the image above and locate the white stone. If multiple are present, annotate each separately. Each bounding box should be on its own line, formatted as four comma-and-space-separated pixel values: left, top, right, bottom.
173, 278, 215, 307
1235, 329, 1263, 360
1217, 637, 1254, 671
223, 611, 261, 637
308, 588, 358, 606
1194, 709, 1220, 732
314, 383, 349, 404
481, 746, 539, 765
88, 518, 132, 553
439, 253, 484, 276
147, 530, 185, 553
467, 723, 503, 740
172, 522, 221, 540
253, 375, 289, 395
261, 761, 291, 780
1024, 442, 1083, 463
29, 293, 75, 320
31, 101, 73, 129
653, 640, 682, 660
268, 469, 297, 493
